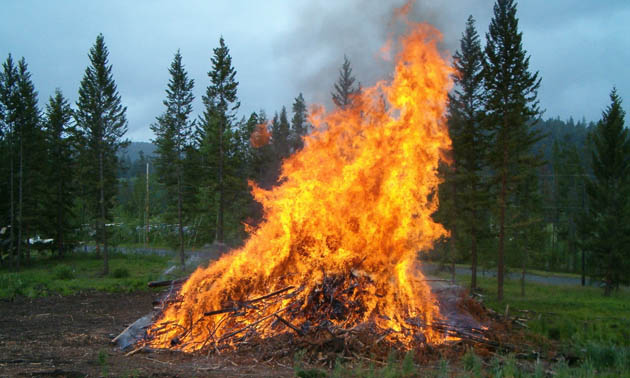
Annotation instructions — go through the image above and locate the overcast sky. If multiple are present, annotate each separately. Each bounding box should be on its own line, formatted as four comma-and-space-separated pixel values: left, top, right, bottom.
1, 0, 628, 141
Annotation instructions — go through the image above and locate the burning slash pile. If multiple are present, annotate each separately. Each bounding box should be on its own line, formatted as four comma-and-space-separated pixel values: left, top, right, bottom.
134, 16, 489, 362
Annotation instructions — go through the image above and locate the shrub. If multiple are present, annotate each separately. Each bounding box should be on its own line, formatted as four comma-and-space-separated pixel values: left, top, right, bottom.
462, 348, 482, 376
54, 265, 75, 280
112, 267, 130, 278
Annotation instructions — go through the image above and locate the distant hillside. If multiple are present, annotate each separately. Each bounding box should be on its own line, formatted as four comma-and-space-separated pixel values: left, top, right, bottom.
119, 141, 156, 162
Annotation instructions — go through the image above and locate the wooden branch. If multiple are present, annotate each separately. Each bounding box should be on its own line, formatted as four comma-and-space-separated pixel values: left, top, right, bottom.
148, 277, 187, 288
218, 307, 289, 342
246, 286, 295, 305
274, 314, 304, 336
204, 286, 295, 317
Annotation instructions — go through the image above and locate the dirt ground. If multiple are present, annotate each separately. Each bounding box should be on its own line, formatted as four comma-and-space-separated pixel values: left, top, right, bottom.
0, 291, 294, 377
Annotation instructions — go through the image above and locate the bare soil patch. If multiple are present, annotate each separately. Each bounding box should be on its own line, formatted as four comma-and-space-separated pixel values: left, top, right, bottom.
0, 291, 293, 377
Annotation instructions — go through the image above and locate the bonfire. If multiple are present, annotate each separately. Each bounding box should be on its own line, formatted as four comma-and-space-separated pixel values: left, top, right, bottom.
143, 14, 465, 357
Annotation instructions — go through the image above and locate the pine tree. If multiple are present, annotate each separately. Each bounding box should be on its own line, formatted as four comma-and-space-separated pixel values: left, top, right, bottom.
0, 55, 19, 268
484, 0, 542, 301
14, 58, 44, 266
447, 15, 488, 291
75, 34, 128, 275
151, 50, 195, 267
198, 36, 239, 245
331, 55, 360, 110
290, 93, 308, 152
272, 106, 290, 160
582, 89, 630, 296
44, 89, 76, 257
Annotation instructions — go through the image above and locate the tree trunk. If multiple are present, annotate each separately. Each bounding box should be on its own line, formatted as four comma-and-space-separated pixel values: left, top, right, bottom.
450, 168, 457, 284
217, 118, 224, 244
581, 247, 585, 286
177, 165, 185, 267
581, 184, 586, 287
57, 177, 63, 257
25, 225, 30, 264
521, 247, 527, 297
471, 227, 478, 291
99, 148, 108, 275
145, 162, 149, 247
17, 133, 23, 270
9, 144, 15, 270
497, 130, 508, 302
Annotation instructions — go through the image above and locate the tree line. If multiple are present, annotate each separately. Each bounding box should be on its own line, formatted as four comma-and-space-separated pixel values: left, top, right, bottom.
1, 0, 628, 299
437, 0, 629, 298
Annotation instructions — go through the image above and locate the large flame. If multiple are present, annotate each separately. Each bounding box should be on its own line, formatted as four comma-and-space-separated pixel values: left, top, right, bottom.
147, 21, 453, 352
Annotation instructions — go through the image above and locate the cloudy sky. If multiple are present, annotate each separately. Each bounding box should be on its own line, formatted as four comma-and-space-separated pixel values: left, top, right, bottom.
1, 0, 628, 141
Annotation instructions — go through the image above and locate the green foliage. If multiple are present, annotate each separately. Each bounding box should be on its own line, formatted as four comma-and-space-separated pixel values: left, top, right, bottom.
53, 264, 75, 280
111, 266, 129, 278
442, 14, 489, 290
435, 358, 449, 378
293, 349, 327, 378
44, 89, 78, 258
296, 368, 327, 378
581, 88, 630, 295
75, 33, 128, 274
98, 349, 109, 376
483, 0, 543, 300
401, 351, 415, 376
0, 251, 170, 299
462, 348, 482, 376
332, 55, 360, 110
291, 93, 308, 152
151, 50, 196, 265
441, 273, 630, 347
271, 106, 290, 161
196, 36, 243, 245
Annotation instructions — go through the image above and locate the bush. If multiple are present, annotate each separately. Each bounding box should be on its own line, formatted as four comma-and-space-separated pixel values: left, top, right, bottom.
53, 265, 75, 280
462, 348, 482, 376
111, 267, 130, 278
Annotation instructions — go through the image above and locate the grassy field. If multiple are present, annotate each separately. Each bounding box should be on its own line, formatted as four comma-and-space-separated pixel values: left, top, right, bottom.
439, 273, 630, 346
428, 272, 630, 377
0, 251, 174, 299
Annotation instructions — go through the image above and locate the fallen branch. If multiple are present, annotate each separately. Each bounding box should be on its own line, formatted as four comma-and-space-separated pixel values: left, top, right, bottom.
148, 277, 187, 288
218, 306, 290, 342
204, 286, 295, 316
274, 314, 304, 336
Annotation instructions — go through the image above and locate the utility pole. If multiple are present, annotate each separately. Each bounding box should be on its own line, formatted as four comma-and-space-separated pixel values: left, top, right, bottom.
145, 161, 149, 248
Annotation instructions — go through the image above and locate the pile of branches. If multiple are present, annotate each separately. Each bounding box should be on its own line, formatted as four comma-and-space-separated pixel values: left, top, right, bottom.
143, 271, 495, 362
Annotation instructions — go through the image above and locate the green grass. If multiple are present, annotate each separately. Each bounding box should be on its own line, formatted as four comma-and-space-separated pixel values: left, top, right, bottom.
449, 275, 630, 347
448, 263, 582, 279
428, 272, 630, 376
0, 251, 173, 299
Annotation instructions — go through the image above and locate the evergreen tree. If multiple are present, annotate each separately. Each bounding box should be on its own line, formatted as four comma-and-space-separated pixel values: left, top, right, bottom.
75, 34, 128, 275
44, 89, 76, 257
0, 55, 19, 267
151, 50, 195, 266
331, 55, 360, 110
272, 106, 290, 160
581, 89, 630, 295
197, 36, 239, 245
290, 93, 308, 152
483, 0, 542, 301
14, 58, 44, 266
447, 15, 488, 290
246, 110, 276, 188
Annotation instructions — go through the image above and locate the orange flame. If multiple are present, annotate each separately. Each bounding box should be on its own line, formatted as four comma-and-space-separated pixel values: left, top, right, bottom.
250, 122, 271, 148
147, 22, 453, 352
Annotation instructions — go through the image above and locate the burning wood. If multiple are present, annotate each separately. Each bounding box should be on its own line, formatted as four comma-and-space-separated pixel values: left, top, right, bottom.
139, 13, 463, 359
